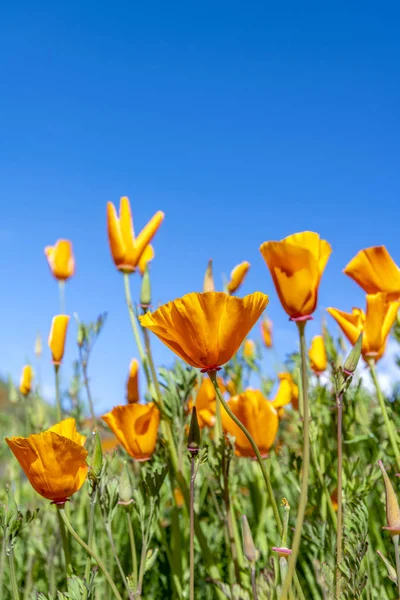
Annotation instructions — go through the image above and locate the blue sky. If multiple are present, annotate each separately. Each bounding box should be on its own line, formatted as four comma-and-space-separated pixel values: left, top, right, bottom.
1, 2, 399, 413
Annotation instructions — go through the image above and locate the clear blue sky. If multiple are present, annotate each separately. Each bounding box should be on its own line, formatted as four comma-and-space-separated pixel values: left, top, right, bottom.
1, 2, 399, 413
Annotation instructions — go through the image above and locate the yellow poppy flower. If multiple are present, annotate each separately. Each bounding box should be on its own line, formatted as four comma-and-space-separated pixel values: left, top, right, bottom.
139, 291, 268, 371
20, 365, 33, 396
260, 231, 332, 320
271, 373, 299, 411
260, 317, 273, 348
102, 403, 160, 461
221, 389, 278, 457
44, 240, 75, 281
227, 261, 250, 294
243, 339, 256, 359
107, 196, 164, 273
344, 246, 400, 301
126, 359, 140, 403
5, 418, 87, 503
327, 293, 400, 362
308, 335, 327, 375
48, 315, 70, 365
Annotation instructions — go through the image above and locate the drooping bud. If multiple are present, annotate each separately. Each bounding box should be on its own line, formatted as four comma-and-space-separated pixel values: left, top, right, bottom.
242, 515, 257, 563
203, 259, 215, 292
379, 460, 400, 536
140, 265, 152, 308
343, 333, 363, 376
187, 408, 201, 454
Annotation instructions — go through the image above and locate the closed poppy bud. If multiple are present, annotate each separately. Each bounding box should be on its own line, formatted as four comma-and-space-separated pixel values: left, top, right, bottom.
107, 196, 164, 274
260, 231, 332, 320
243, 339, 256, 359
139, 292, 269, 372
44, 240, 75, 281
344, 246, 400, 301
48, 315, 70, 365
140, 265, 152, 307
126, 359, 140, 403
138, 245, 154, 276
261, 318, 273, 348
327, 293, 400, 362
343, 333, 363, 375
19, 365, 33, 396
308, 335, 327, 375
203, 259, 215, 292
379, 460, 400, 536
227, 261, 250, 294
102, 403, 160, 461
119, 461, 134, 505
187, 407, 201, 454
221, 389, 279, 458
242, 515, 257, 563
34, 332, 42, 358
5, 418, 88, 503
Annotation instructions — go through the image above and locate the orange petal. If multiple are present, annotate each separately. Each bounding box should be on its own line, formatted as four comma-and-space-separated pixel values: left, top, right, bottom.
19, 365, 33, 396
102, 404, 160, 461
48, 315, 70, 364
308, 335, 327, 374
126, 359, 140, 403
107, 201, 127, 269
344, 246, 400, 300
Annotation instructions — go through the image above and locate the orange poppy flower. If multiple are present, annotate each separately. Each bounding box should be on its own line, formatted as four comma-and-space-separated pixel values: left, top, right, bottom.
327, 293, 400, 362
344, 246, 400, 301
20, 365, 33, 396
126, 359, 140, 403
227, 261, 250, 294
5, 418, 87, 503
107, 196, 164, 273
48, 315, 70, 365
139, 291, 268, 371
260, 231, 332, 320
260, 317, 273, 348
271, 373, 299, 412
308, 335, 327, 375
44, 240, 75, 281
221, 389, 278, 457
102, 403, 160, 461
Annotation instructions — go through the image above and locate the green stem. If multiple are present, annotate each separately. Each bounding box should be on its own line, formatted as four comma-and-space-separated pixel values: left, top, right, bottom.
83, 491, 98, 599
394, 535, 400, 600
57, 506, 72, 576
214, 391, 223, 444
8, 546, 20, 600
57, 505, 123, 600
335, 392, 343, 600
54, 364, 62, 422
59, 280, 65, 314
123, 274, 151, 386
79, 347, 96, 425
137, 503, 155, 596
280, 321, 310, 600
126, 510, 138, 591
251, 568, 258, 600
368, 359, 400, 471
105, 524, 131, 596
310, 442, 337, 528
0, 528, 6, 597
189, 456, 196, 600
222, 449, 241, 585
208, 371, 282, 535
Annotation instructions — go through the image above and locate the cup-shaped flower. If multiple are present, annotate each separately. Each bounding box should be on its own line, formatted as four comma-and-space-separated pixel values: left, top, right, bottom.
308, 335, 327, 375
260, 231, 332, 320
138, 245, 154, 276
20, 365, 33, 396
327, 293, 400, 362
271, 373, 299, 411
102, 403, 160, 461
5, 418, 87, 503
48, 315, 70, 365
126, 359, 140, 403
344, 246, 400, 301
107, 196, 164, 274
261, 317, 273, 348
221, 389, 279, 457
227, 261, 250, 294
243, 339, 256, 359
139, 292, 268, 371
44, 240, 75, 281
378, 460, 400, 536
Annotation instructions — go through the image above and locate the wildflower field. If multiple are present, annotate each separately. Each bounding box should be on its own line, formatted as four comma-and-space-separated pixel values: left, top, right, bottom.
2, 196, 400, 600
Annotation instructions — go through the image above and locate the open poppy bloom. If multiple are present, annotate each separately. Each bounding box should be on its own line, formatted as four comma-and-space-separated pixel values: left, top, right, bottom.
221, 389, 279, 457
102, 403, 160, 461
327, 293, 400, 362
44, 240, 75, 281
308, 335, 327, 375
126, 359, 140, 403
20, 365, 33, 396
344, 246, 400, 301
6, 418, 88, 503
48, 315, 70, 365
227, 261, 250, 294
139, 291, 268, 371
107, 196, 164, 273
261, 317, 273, 348
271, 373, 299, 413
260, 231, 331, 320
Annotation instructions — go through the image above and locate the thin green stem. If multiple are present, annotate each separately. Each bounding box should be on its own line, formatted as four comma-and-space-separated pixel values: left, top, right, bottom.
123, 274, 151, 386
57, 506, 72, 576
394, 535, 400, 600
54, 365, 62, 422
368, 359, 400, 471
59, 280, 65, 314
0, 528, 6, 597
79, 346, 96, 425
126, 510, 138, 591
83, 491, 98, 600
335, 392, 343, 600
8, 546, 20, 600
57, 505, 123, 600
137, 503, 155, 596
105, 524, 131, 596
222, 449, 241, 585
209, 370, 282, 534
214, 391, 222, 444
251, 568, 258, 600
190, 455, 196, 600
280, 321, 310, 600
